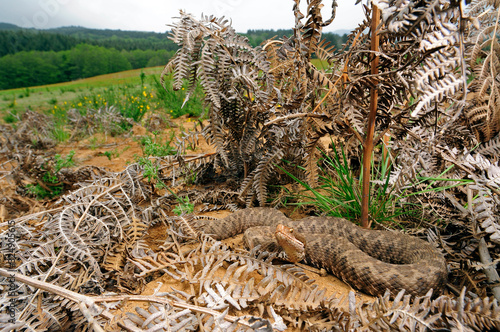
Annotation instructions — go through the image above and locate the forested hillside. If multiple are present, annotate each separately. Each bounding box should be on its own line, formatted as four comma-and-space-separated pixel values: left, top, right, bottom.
0, 27, 178, 56
0, 24, 348, 90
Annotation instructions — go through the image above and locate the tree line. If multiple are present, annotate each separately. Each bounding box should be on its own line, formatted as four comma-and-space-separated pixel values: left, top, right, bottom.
0, 29, 177, 57
0, 44, 173, 90
0, 27, 348, 58
0, 25, 348, 90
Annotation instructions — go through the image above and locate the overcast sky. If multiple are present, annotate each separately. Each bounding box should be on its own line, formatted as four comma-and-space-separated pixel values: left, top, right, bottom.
0, 0, 366, 33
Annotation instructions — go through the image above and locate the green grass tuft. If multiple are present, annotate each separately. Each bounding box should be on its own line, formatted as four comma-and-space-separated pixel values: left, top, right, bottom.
1, 66, 207, 126
282, 141, 472, 227
26, 151, 76, 199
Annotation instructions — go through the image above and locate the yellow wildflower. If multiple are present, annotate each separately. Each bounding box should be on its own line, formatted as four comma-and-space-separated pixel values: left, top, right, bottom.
143, 91, 147, 97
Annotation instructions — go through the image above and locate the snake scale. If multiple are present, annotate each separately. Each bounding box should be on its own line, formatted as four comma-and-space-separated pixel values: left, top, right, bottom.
202, 208, 447, 297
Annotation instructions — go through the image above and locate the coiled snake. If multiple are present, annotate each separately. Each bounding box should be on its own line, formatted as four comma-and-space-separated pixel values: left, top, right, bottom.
201, 208, 447, 297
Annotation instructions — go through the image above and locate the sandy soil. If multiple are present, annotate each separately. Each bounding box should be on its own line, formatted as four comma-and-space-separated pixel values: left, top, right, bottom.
67, 116, 373, 308
2, 114, 375, 328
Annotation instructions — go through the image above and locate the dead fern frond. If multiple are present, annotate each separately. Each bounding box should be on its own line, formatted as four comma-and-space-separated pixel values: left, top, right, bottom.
164, 4, 347, 206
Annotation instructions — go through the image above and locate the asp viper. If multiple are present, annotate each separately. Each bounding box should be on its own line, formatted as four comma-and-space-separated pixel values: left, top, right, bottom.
200, 208, 447, 297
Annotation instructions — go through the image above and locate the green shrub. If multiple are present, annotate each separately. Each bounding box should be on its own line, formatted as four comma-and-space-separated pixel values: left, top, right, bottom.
26, 151, 75, 199
138, 132, 176, 157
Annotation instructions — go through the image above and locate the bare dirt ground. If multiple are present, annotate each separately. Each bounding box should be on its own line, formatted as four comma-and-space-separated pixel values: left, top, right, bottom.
0, 115, 375, 330
53, 115, 374, 302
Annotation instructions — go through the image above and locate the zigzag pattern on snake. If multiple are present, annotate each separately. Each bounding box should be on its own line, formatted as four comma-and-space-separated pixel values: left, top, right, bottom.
201, 208, 447, 297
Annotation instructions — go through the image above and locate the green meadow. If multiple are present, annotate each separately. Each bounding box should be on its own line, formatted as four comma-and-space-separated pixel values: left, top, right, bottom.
0, 65, 208, 125
0, 59, 328, 126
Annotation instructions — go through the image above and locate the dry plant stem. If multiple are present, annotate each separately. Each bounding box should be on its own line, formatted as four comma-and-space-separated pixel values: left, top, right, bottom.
382, 133, 390, 163
0, 268, 131, 331
0, 268, 255, 330
0, 206, 65, 228
360, 5, 380, 228
295, 262, 327, 277
18, 248, 65, 319
158, 152, 216, 172
478, 238, 500, 302
306, 30, 363, 118
73, 182, 123, 231
392, 122, 500, 196
264, 112, 329, 126
488, 7, 500, 119
18, 183, 124, 318
16, 183, 123, 319
92, 295, 252, 326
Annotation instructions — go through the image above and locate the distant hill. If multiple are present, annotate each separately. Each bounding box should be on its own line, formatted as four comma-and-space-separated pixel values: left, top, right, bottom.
0, 23, 169, 41
0, 23, 348, 44
0, 23, 177, 57
0, 23, 348, 58
0, 23, 348, 90
46, 26, 168, 40
0, 23, 177, 90
0, 22, 22, 30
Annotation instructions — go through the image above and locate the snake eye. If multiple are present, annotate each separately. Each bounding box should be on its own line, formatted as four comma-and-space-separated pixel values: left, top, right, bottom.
289, 228, 293, 233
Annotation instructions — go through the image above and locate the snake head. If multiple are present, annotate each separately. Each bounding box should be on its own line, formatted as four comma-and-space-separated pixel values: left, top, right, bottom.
275, 224, 306, 263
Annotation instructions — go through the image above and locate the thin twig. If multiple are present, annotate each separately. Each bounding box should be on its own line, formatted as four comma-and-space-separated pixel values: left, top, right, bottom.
264, 113, 329, 126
